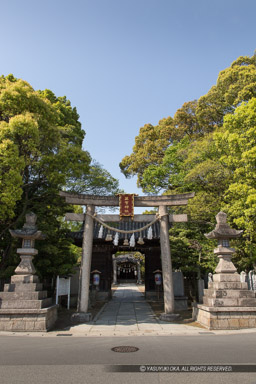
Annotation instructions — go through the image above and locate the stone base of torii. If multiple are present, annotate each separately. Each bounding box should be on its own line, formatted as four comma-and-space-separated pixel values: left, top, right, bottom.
60, 192, 194, 322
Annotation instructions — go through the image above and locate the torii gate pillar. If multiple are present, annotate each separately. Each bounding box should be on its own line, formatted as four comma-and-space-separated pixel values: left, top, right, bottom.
159, 205, 179, 321
72, 204, 95, 323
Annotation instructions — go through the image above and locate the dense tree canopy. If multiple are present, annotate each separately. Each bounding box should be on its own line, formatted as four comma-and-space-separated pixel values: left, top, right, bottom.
120, 117, 174, 186
120, 53, 256, 273
0, 75, 119, 279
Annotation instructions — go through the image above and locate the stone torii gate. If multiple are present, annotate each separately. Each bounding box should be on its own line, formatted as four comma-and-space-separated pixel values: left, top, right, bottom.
60, 191, 194, 322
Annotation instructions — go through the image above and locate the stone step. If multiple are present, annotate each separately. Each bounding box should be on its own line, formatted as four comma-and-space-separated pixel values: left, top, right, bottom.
239, 298, 256, 306
203, 297, 256, 307
208, 282, 248, 290
0, 290, 48, 300
11, 275, 40, 284
204, 289, 255, 298
4, 283, 43, 292
0, 297, 53, 310
212, 274, 241, 283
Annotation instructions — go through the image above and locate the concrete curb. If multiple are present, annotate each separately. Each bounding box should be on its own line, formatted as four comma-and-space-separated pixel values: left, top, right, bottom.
1, 326, 256, 338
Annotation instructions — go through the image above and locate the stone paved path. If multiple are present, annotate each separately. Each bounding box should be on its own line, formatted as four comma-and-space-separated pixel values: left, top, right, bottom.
92, 284, 162, 333
67, 283, 205, 336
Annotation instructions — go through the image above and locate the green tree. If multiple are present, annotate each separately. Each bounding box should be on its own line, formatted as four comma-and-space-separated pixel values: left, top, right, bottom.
0, 138, 24, 222
120, 53, 256, 273
120, 54, 256, 189
214, 97, 256, 264
170, 223, 217, 275
0, 75, 119, 279
119, 117, 173, 186
67, 160, 119, 195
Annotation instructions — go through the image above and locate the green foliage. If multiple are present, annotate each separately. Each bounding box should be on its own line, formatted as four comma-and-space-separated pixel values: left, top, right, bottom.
170, 223, 217, 275
214, 98, 256, 242
120, 54, 256, 190
0, 138, 24, 221
0, 75, 119, 278
120, 53, 256, 273
67, 160, 119, 195
119, 117, 174, 186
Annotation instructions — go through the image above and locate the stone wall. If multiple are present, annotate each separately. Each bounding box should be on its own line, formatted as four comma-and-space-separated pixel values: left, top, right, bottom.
196, 306, 256, 330
0, 306, 57, 332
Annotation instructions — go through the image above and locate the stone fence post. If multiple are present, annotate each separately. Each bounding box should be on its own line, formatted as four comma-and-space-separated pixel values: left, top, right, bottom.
248, 270, 256, 291
240, 271, 248, 285
208, 273, 213, 284
197, 279, 205, 304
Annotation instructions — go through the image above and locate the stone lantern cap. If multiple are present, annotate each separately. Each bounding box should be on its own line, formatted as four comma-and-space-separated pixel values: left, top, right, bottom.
205, 212, 243, 240
91, 270, 102, 274
9, 212, 46, 240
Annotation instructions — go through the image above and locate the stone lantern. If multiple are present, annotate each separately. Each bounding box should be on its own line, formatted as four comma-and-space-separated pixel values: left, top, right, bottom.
0, 213, 58, 332
195, 211, 256, 330
9, 212, 45, 280
204, 211, 243, 275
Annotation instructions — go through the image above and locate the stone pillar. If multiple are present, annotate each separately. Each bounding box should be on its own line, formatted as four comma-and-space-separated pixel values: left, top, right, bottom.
248, 270, 253, 290
73, 204, 95, 323
113, 256, 117, 285
240, 271, 248, 285
252, 272, 256, 291
159, 205, 179, 321
197, 279, 205, 304
137, 261, 141, 284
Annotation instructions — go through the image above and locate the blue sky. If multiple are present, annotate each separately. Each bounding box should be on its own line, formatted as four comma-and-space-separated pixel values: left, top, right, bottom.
1, 0, 256, 204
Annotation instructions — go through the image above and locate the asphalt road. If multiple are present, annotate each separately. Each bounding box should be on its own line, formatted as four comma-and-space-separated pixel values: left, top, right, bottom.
0, 334, 256, 384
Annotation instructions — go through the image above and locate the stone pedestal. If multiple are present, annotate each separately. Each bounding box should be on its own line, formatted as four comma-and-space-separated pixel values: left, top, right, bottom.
71, 312, 92, 323
160, 313, 180, 321
0, 274, 57, 331
196, 273, 256, 329
196, 211, 256, 330
0, 213, 58, 332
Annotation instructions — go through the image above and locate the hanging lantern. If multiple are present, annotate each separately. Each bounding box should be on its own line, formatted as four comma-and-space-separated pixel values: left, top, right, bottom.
105, 231, 113, 241
98, 225, 103, 239
113, 232, 119, 246
147, 226, 153, 240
